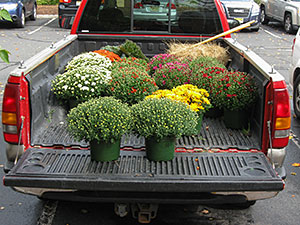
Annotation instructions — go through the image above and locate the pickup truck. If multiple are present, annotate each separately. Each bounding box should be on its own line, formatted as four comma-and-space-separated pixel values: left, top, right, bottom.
260, 0, 300, 33
2, 0, 291, 222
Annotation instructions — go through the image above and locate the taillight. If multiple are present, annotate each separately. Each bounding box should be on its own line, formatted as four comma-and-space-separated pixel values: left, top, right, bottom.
59, 0, 71, 3
134, 2, 143, 8
272, 80, 291, 148
2, 75, 21, 144
166, 3, 176, 9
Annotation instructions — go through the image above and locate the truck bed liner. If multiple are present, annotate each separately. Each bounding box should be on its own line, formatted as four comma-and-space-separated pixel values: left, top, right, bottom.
32, 117, 260, 150
4, 149, 283, 192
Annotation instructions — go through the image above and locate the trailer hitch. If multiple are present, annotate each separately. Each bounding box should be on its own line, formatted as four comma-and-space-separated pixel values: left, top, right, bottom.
131, 203, 159, 223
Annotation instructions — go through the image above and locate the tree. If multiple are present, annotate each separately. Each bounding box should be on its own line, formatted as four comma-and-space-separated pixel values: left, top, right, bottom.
0, 9, 12, 63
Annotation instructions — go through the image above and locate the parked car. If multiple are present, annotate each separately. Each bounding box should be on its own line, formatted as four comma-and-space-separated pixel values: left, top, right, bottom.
290, 28, 300, 118
260, 0, 300, 34
133, 0, 177, 24
221, 0, 261, 31
0, 0, 37, 27
58, 0, 80, 29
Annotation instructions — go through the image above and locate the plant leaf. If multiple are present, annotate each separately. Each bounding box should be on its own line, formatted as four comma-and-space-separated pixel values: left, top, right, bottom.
0, 9, 12, 22
0, 49, 10, 63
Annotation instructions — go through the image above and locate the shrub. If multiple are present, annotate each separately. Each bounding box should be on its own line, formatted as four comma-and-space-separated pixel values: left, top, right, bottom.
51, 66, 111, 102
132, 98, 198, 140
100, 45, 123, 56
67, 97, 132, 143
120, 40, 148, 61
37, 0, 58, 5
108, 66, 158, 105
152, 61, 192, 89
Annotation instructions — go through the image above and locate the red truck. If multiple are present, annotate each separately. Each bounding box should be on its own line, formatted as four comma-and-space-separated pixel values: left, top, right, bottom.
2, 0, 291, 222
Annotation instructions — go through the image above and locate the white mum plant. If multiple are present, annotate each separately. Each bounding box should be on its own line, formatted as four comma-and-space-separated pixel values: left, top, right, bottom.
65, 52, 112, 71
52, 66, 112, 102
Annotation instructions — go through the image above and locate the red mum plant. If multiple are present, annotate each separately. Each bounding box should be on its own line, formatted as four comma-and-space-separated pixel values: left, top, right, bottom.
113, 57, 149, 72
190, 66, 227, 104
108, 66, 158, 105
153, 61, 192, 90
212, 70, 257, 111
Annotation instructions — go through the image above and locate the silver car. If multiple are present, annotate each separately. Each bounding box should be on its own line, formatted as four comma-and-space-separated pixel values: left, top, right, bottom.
133, 0, 177, 23
221, 0, 261, 31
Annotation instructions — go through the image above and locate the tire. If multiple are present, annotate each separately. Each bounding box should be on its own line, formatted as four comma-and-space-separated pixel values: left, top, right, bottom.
208, 201, 256, 210
17, 9, 25, 28
260, 7, 269, 25
251, 27, 260, 32
284, 13, 293, 34
293, 75, 300, 119
30, 3, 37, 21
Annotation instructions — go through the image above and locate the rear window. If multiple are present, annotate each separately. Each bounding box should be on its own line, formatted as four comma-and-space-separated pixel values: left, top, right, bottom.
78, 0, 223, 35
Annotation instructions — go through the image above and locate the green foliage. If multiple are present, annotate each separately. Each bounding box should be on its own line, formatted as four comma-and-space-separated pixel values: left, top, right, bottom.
254, 0, 261, 5
51, 66, 112, 102
120, 40, 148, 61
0, 9, 12, 21
108, 66, 158, 105
37, 0, 59, 5
0, 9, 12, 63
0, 48, 10, 64
213, 71, 258, 111
67, 97, 132, 143
131, 98, 198, 140
188, 56, 225, 69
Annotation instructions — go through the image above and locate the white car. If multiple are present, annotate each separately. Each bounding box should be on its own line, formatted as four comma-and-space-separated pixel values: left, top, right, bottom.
290, 28, 300, 117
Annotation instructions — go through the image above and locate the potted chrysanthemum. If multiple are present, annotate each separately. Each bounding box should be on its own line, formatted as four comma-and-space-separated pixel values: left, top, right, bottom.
67, 97, 132, 161
51, 66, 112, 106
131, 98, 198, 161
146, 84, 211, 133
213, 70, 258, 129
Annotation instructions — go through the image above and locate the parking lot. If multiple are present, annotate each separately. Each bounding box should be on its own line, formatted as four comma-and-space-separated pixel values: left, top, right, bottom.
0, 17, 300, 225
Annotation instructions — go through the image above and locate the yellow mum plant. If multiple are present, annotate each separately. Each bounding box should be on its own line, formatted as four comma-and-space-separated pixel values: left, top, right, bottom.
146, 84, 211, 114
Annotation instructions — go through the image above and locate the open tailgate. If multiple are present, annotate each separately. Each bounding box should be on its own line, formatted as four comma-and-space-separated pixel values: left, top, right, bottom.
4, 148, 284, 192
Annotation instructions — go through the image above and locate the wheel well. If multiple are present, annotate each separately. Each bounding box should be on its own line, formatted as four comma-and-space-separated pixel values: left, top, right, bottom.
284, 11, 291, 18
293, 68, 300, 84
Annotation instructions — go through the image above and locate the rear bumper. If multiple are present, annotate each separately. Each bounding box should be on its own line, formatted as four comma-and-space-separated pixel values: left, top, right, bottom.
13, 187, 279, 204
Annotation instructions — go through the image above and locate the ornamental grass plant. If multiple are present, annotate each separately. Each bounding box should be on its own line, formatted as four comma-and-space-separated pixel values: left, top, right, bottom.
51, 66, 111, 102
152, 61, 192, 89
108, 66, 158, 105
65, 52, 112, 71
67, 97, 132, 143
132, 98, 198, 140
213, 71, 257, 111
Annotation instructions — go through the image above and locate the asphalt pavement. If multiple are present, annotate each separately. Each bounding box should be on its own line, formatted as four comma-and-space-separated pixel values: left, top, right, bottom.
0, 18, 300, 225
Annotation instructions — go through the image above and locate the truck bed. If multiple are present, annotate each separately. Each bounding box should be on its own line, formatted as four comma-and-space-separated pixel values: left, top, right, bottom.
31, 116, 260, 151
